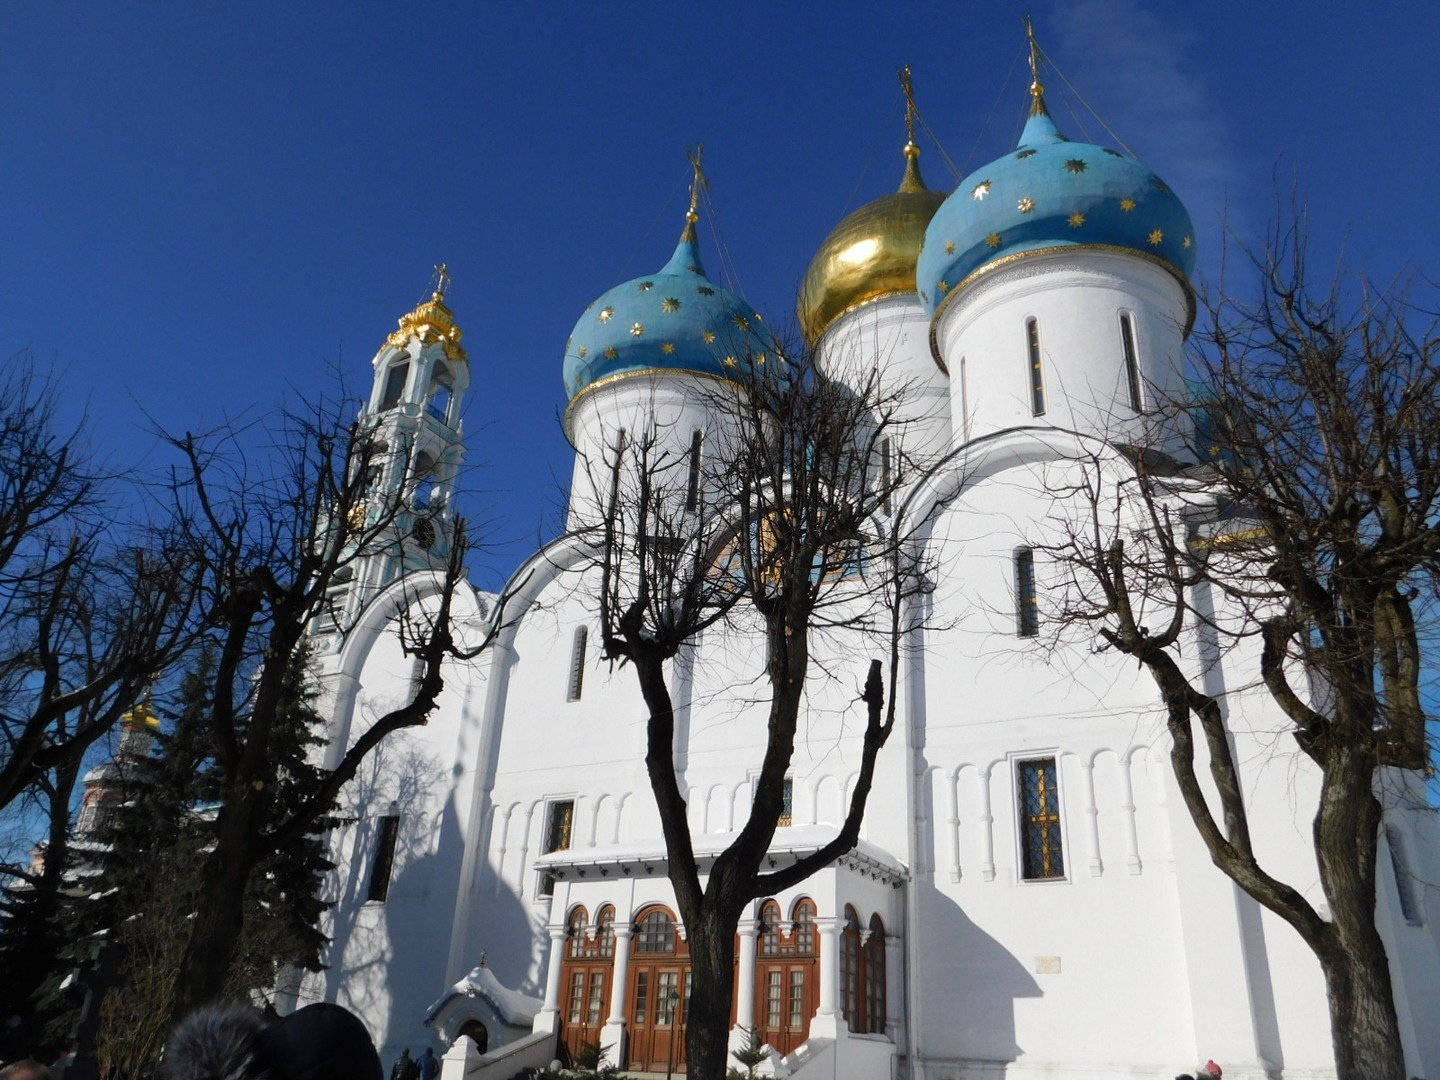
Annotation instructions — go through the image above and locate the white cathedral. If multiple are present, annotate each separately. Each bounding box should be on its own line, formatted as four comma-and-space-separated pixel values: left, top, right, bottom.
289, 35, 1440, 1080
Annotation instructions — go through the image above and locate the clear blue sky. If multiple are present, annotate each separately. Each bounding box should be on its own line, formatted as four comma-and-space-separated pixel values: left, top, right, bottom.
3, 0, 1436, 589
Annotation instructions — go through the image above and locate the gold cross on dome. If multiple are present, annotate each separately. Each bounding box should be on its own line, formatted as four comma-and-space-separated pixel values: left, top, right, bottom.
686, 144, 709, 223
432, 262, 452, 299
1024, 14, 1049, 116
899, 64, 918, 146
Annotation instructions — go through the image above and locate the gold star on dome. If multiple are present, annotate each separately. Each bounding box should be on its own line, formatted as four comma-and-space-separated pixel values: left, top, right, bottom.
944, 241, 956, 255
723, 355, 737, 367
578, 346, 588, 358
1018, 197, 1036, 214
937, 280, 949, 293
756, 354, 766, 366
985, 232, 1002, 248
661, 297, 681, 313
753, 312, 763, 322
703, 330, 716, 343
630, 322, 645, 337
733, 314, 750, 331
1148, 229, 1164, 245
604, 346, 618, 359
1064, 159, 1087, 174
1183, 235, 1193, 249
1120, 197, 1137, 212
1068, 212, 1086, 228
697, 285, 715, 296
972, 180, 992, 200
598, 307, 614, 323
661, 342, 676, 354
1016, 149, 1037, 159
638, 281, 654, 291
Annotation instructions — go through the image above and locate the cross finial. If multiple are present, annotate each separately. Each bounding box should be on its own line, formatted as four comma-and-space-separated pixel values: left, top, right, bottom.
432, 262, 452, 301
1024, 15, 1049, 117
686, 144, 708, 224
899, 64, 919, 148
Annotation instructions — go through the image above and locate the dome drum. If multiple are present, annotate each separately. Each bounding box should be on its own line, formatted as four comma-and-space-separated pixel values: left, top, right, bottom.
934, 248, 1190, 447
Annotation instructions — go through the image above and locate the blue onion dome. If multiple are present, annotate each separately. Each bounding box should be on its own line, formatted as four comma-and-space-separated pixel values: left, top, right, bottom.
917, 59, 1196, 321
563, 198, 784, 403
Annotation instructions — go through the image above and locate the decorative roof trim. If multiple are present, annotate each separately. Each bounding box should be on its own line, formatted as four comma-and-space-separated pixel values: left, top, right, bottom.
562, 366, 744, 441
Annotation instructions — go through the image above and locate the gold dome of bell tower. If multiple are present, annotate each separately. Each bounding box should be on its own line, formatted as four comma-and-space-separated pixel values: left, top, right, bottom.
797, 66, 946, 344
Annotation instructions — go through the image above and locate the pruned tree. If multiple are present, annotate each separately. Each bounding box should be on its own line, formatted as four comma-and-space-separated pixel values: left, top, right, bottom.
572, 341, 938, 1080
0, 356, 201, 814
163, 396, 516, 1018
1040, 213, 1439, 1080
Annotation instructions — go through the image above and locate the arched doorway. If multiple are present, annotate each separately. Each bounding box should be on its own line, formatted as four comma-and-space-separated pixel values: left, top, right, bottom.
625, 906, 690, 1072
559, 904, 616, 1061
754, 897, 817, 1055
457, 1019, 489, 1055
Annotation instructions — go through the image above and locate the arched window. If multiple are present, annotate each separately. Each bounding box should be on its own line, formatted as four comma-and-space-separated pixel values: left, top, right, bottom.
792, 899, 816, 955
686, 429, 703, 511
413, 452, 438, 510
865, 915, 887, 1034
429, 362, 454, 422
381, 360, 410, 409
1014, 547, 1039, 638
840, 906, 862, 1032
759, 900, 785, 956
1025, 317, 1045, 416
635, 908, 677, 954
1119, 312, 1143, 412
567, 906, 590, 959
1386, 826, 1423, 925
567, 627, 588, 702
595, 905, 616, 957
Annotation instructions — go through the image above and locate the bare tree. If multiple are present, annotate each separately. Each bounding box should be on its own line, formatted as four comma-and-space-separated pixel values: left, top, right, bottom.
1041, 215, 1439, 1080
0, 357, 200, 814
163, 398, 517, 1017
572, 341, 936, 1080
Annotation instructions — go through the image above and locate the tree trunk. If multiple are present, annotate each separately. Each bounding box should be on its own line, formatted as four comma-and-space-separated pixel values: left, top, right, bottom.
170, 787, 258, 1020
1314, 744, 1406, 1080
685, 907, 740, 1080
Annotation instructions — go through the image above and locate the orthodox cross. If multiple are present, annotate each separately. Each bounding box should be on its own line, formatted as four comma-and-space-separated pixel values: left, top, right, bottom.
1024, 15, 1048, 116
686, 144, 708, 224
432, 262, 452, 300
899, 64, 919, 147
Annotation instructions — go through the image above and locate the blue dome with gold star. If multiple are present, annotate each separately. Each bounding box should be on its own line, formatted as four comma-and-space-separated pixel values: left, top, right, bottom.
917, 101, 1195, 318
563, 219, 784, 402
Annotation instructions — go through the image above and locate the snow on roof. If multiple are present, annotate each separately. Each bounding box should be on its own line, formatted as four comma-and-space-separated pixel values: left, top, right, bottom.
424, 963, 543, 1027
534, 824, 908, 886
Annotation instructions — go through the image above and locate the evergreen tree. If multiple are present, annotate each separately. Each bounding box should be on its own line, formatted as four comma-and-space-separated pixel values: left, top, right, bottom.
4, 644, 338, 1076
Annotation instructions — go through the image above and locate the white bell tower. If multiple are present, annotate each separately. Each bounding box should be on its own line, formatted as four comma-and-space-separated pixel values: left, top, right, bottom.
318, 267, 471, 646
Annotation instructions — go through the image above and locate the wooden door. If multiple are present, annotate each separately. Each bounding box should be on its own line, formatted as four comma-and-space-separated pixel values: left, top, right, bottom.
561, 964, 609, 1061
627, 964, 690, 1072
624, 907, 690, 1073
753, 898, 816, 1055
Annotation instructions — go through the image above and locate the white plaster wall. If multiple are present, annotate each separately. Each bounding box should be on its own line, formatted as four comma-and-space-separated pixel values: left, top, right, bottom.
817, 294, 952, 469
308, 580, 491, 1063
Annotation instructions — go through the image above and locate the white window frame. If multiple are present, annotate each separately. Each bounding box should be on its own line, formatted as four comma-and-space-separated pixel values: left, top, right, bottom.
1010, 751, 1070, 884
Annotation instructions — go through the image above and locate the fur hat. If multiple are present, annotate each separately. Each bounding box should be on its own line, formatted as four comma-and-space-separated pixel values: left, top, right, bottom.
160, 1003, 268, 1080
251, 1003, 383, 1080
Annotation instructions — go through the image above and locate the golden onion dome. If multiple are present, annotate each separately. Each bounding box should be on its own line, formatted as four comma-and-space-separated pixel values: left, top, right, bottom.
798, 144, 946, 344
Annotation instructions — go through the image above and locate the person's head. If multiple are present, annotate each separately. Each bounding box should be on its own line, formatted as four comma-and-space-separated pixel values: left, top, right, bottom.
400, 1049, 412, 1059
162, 1001, 383, 1080
0, 1060, 53, 1080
